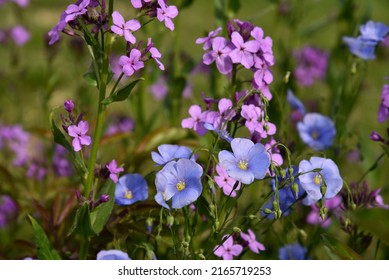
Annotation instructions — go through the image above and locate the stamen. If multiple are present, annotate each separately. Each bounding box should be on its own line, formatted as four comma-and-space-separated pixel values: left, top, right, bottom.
176, 180, 186, 191
124, 190, 133, 199
238, 160, 248, 170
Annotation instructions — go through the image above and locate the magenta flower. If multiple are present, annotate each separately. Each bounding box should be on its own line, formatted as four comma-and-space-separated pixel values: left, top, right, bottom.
214, 235, 243, 260
196, 27, 222, 50
181, 105, 208, 135
378, 84, 389, 122
64, 0, 90, 23
214, 164, 241, 197
106, 159, 124, 183
48, 12, 67, 45
202, 37, 233, 74
149, 76, 168, 100
68, 120, 91, 152
240, 229, 266, 254
10, 25, 30, 46
111, 11, 141, 44
64, 100, 75, 112
229, 31, 260, 69
130, 0, 152, 9
306, 196, 342, 228
147, 38, 165, 70
294, 46, 328, 87
156, 0, 178, 31
118, 49, 144, 77
241, 104, 262, 134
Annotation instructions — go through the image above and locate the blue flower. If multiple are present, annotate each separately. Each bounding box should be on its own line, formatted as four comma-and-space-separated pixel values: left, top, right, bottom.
97, 249, 131, 260
151, 144, 193, 166
297, 113, 336, 151
342, 36, 377, 60
218, 138, 270, 184
278, 243, 308, 260
298, 157, 343, 205
287, 89, 306, 116
359, 20, 389, 42
115, 173, 148, 205
261, 166, 305, 219
155, 158, 203, 209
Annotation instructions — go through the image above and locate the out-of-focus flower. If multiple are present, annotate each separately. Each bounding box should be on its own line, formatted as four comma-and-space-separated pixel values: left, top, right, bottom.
67, 120, 91, 152
306, 196, 342, 228
156, 0, 178, 31
278, 243, 308, 260
341, 181, 389, 210
0, 195, 17, 228
52, 145, 73, 177
114, 173, 148, 205
378, 84, 389, 123
154, 159, 203, 209
151, 144, 193, 166
287, 89, 306, 122
218, 138, 270, 184
297, 113, 336, 151
240, 229, 266, 254
10, 25, 30, 46
294, 46, 328, 86
149, 76, 168, 100
298, 157, 343, 205
214, 235, 243, 260
96, 249, 131, 260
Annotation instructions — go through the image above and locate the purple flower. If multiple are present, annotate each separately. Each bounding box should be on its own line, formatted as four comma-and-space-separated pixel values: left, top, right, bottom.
48, 12, 67, 45
287, 89, 306, 122
360, 20, 389, 42
26, 159, 47, 181
218, 138, 270, 184
341, 181, 389, 210
149, 76, 168, 100
155, 158, 203, 209
52, 145, 73, 177
97, 249, 131, 260
202, 37, 233, 74
105, 115, 134, 136
151, 144, 193, 166
229, 31, 260, 69
64, 100, 75, 112
114, 173, 148, 205
214, 235, 243, 260
181, 105, 208, 135
298, 157, 343, 205
67, 120, 91, 152
0, 195, 17, 228
111, 11, 141, 44
106, 159, 124, 183
64, 0, 90, 23
265, 138, 283, 167
306, 196, 342, 228
241, 104, 262, 134
196, 27, 222, 50
130, 0, 152, 9
378, 84, 389, 122
297, 113, 336, 151
0, 124, 30, 166
118, 49, 144, 77
10, 25, 30, 46
240, 229, 265, 254
156, 0, 178, 31
294, 46, 328, 87
147, 38, 165, 70
278, 243, 308, 260
214, 164, 241, 197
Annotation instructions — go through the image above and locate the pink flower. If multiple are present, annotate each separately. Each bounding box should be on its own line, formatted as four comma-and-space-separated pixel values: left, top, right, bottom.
214, 164, 241, 197
68, 121, 91, 152
181, 105, 208, 135
240, 229, 266, 254
214, 235, 243, 260
111, 11, 141, 44
106, 159, 124, 183
157, 0, 178, 31
118, 49, 144, 77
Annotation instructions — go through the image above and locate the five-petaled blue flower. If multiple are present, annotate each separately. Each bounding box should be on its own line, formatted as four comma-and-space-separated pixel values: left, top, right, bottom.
218, 138, 270, 184
298, 157, 343, 205
115, 173, 148, 206
151, 144, 194, 166
155, 158, 203, 209
297, 113, 336, 151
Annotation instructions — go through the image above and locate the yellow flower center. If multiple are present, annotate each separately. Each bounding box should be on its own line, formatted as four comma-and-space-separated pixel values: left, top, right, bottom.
238, 160, 248, 170
176, 180, 186, 191
124, 190, 133, 199
311, 131, 319, 140
313, 174, 322, 185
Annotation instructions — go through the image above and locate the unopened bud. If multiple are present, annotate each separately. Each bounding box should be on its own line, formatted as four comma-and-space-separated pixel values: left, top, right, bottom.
167, 215, 174, 228
272, 200, 279, 210
320, 207, 328, 221
320, 185, 327, 197
249, 214, 257, 220
64, 100, 74, 112
198, 253, 206, 260
263, 208, 273, 214
299, 229, 307, 240
275, 209, 283, 219
280, 169, 286, 178
291, 183, 299, 198
283, 71, 291, 83
146, 217, 154, 234
182, 241, 189, 248
233, 227, 241, 233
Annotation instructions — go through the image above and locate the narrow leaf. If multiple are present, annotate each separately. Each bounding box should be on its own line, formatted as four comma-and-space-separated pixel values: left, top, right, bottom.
102, 78, 143, 105
321, 233, 362, 260
28, 215, 61, 260
90, 180, 116, 235
68, 203, 96, 238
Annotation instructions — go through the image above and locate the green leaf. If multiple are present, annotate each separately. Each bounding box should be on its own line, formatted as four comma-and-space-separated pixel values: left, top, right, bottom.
321, 233, 362, 260
28, 215, 61, 260
83, 71, 98, 87
68, 203, 96, 238
351, 208, 389, 247
102, 78, 143, 105
90, 180, 116, 235
49, 111, 88, 180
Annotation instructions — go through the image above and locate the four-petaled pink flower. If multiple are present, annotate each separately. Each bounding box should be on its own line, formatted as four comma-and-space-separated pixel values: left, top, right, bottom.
64, 0, 90, 23
196, 27, 222, 50
68, 121, 92, 152
229, 31, 260, 69
202, 37, 233, 74
181, 105, 208, 136
214, 164, 241, 197
214, 235, 243, 260
157, 0, 178, 31
240, 229, 266, 254
106, 159, 124, 183
118, 49, 144, 77
130, 0, 152, 9
111, 11, 141, 44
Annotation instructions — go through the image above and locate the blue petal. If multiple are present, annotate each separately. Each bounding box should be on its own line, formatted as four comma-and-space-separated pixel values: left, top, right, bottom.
247, 143, 270, 180
360, 21, 389, 42
342, 36, 377, 60
171, 183, 202, 209
176, 158, 203, 180
231, 138, 254, 160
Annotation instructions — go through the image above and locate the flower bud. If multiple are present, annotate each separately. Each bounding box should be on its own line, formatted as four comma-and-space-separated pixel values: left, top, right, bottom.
233, 227, 241, 233
166, 215, 174, 228
64, 100, 75, 112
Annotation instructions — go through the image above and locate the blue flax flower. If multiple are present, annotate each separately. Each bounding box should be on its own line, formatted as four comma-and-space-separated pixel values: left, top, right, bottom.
115, 173, 148, 205
261, 166, 305, 219
97, 249, 131, 260
297, 113, 335, 151
155, 158, 203, 209
151, 144, 193, 166
218, 138, 270, 184
298, 157, 343, 205
278, 243, 308, 260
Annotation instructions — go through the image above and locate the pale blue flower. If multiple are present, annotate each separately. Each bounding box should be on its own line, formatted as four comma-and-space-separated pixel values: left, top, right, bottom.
151, 144, 193, 166
115, 173, 148, 205
97, 249, 131, 260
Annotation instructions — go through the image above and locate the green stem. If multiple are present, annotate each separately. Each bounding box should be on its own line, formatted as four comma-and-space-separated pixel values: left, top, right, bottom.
79, 237, 90, 260
84, 0, 114, 198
